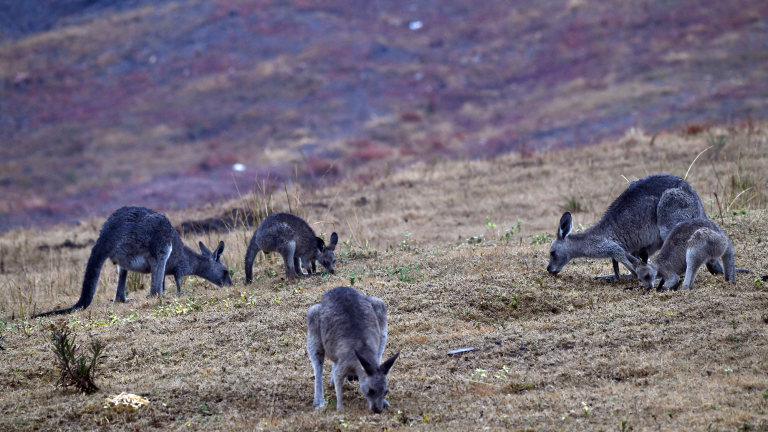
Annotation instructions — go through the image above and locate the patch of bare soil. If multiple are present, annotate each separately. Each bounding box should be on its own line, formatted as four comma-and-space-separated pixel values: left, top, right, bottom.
1, 124, 767, 430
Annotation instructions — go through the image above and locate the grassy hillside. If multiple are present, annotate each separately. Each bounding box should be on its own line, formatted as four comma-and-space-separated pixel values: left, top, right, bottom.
1, 123, 767, 430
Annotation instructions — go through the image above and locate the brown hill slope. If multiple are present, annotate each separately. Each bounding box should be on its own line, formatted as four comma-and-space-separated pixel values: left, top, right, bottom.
1, 0, 767, 231
0, 123, 766, 430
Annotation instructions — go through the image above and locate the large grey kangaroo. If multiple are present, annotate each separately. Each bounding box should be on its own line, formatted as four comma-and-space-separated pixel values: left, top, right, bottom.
626, 218, 736, 291
34, 206, 232, 318
546, 173, 721, 281
306, 286, 399, 413
244, 212, 338, 283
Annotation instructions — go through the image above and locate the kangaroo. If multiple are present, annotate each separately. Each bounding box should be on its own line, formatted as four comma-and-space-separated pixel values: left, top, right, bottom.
244, 212, 338, 283
625, 218, 735, 291
34, 206, 232, 318
546, 173, 723, 281
306, 286, 399, 413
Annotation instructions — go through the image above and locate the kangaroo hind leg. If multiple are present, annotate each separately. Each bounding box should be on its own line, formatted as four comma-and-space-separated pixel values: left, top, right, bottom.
114, 266, 132, 302
721, 247, 736, 283
280, 240, 299, 279
307, 304, 326, 409
149, 244, 172, 296
681, 248, 705, 290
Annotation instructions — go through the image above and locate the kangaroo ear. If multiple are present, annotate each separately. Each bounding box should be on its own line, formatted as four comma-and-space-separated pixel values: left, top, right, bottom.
558, 212, 572, 239
214, 241, 225, 261
639, 248, 649, 264
380, 351, 400, 375
316, 237, 325, 252
327, 232, 338, 251
355, 350, 377, 377
199, 242, 212, 256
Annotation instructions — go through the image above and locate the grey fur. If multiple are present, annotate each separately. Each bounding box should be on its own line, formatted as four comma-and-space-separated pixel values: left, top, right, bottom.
546, 174, 720, 280
244, 213, 338, 283
626, 218, 736, 291
34, 207, 232, 318
306, 286, 398, 413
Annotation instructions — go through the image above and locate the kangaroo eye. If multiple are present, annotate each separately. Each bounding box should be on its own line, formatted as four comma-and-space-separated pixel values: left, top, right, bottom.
550, 251, 556, 257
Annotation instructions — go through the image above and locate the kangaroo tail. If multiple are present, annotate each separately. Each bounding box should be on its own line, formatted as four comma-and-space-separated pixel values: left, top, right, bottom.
33, 241, 110, 318
244, 234, 261, 284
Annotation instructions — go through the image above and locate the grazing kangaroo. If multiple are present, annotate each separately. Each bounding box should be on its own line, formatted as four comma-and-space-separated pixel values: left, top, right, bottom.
306, 286, 399, 413
546, 173, 722, 281
625, 218, 735, 291
244, 213, 337, 283
34, 206, 232, 318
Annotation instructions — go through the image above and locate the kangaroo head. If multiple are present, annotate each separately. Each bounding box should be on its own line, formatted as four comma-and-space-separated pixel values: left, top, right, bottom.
356, 351, 399, 414
198, 241, 233, 287
625, 250, 656, 289
547, 212, 573, 275
315, 232, 338, 274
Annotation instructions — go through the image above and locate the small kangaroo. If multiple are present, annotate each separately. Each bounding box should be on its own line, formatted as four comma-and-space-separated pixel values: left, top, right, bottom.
34, 206, 232, 318
244, 213, 337, 283
625, 218, 735, 291
306, 286, 399, 413
546, 173, 721, 281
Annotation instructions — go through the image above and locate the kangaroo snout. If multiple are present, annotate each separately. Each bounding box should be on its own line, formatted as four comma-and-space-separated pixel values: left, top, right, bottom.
546, 265, 559, 275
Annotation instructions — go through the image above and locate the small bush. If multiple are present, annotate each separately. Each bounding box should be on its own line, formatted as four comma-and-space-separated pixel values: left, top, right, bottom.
49, 323, 107, 394
529, 233, 553, 245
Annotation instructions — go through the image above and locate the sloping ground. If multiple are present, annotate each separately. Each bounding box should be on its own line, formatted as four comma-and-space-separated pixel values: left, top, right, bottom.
0, 124, 767, 430
1, 0, 767, 231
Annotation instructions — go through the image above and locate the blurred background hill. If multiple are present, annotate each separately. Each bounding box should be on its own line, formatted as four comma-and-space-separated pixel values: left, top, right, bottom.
1, 0, 766, 231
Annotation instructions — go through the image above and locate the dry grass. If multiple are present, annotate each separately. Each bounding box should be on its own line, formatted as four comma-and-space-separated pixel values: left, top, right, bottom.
1, 124, 768, 430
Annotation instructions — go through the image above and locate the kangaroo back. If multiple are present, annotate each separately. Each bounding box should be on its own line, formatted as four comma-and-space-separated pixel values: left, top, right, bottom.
657, 184, 707, 240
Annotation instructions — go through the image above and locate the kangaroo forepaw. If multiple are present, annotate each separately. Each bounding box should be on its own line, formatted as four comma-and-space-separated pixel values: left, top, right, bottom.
383, 399, 390, 410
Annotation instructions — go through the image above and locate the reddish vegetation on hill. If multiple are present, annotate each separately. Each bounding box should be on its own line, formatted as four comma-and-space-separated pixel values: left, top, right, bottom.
1, 0, 767, 230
